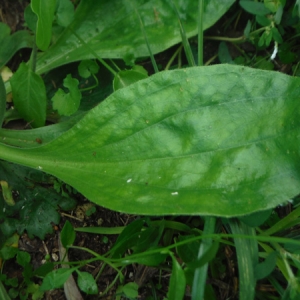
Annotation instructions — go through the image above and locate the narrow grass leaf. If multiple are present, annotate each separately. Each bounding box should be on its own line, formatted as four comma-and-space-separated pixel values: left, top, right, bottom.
0, 76, 5, 125
192, 217, 216, 300
229, 219, 258, 300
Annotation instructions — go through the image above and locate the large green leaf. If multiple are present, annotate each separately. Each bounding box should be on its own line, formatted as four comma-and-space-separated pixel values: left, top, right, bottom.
0, 65, 299, 216
35, 0, 235, 74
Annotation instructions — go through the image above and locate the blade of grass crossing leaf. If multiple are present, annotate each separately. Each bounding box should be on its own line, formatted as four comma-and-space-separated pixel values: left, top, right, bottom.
259, 205, 300, 236
229, 219, 258, 300
192, 217, 216, 300
68, 28, 117, 76
133, 7, 159, 73
171, 1, 195, 67
198, 0, 204, 66
0, 76, 5, 125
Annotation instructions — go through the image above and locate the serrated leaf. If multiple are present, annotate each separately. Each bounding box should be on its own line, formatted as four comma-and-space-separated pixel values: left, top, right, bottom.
10, 63, 46, 128
1, 65, 300, 217
40, 268, 76, 291
52, 74, 81, 116
31, 0, 57, 51
0, 23, 33, 69
35, 0, 235, 74
76, 271, 98, 295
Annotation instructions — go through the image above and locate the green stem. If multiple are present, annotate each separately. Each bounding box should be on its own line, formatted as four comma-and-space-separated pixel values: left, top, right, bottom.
79, 73, 99, 92
164, 45, 182, 70
171, 1, 195, 67
191, 216, 216, 300
198, 0, 204, 66
204, 35, 246, 42
30, 42, 38, 73
260, 205, 300, 236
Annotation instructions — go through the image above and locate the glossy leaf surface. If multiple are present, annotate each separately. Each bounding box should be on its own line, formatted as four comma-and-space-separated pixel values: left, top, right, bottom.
0, 65, 300, 217
35, 0, 235, 74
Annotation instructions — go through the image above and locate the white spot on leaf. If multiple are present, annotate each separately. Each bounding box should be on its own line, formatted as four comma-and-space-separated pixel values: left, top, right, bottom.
171, 192, 178, 196
127, 178, 132, 183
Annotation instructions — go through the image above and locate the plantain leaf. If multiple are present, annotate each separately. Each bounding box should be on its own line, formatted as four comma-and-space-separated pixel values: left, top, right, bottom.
35, 0, 235, 74
0, 65, 300, 216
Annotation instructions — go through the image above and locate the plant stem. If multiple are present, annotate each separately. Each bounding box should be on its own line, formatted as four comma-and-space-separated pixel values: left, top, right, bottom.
198, 0, 204, 66
165, 45, 182, 70
30, 42, 38, 73
192, 216, 216, 300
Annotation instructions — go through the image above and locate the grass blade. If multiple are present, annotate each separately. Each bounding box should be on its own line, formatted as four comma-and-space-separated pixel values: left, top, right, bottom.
198, 0, 204, 66
192, 216, 216, 299
229, 219, 258, 300
171, 1, 195, 67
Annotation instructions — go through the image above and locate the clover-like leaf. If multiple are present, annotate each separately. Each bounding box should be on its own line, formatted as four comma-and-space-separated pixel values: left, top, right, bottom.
52, 74, 81, 116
